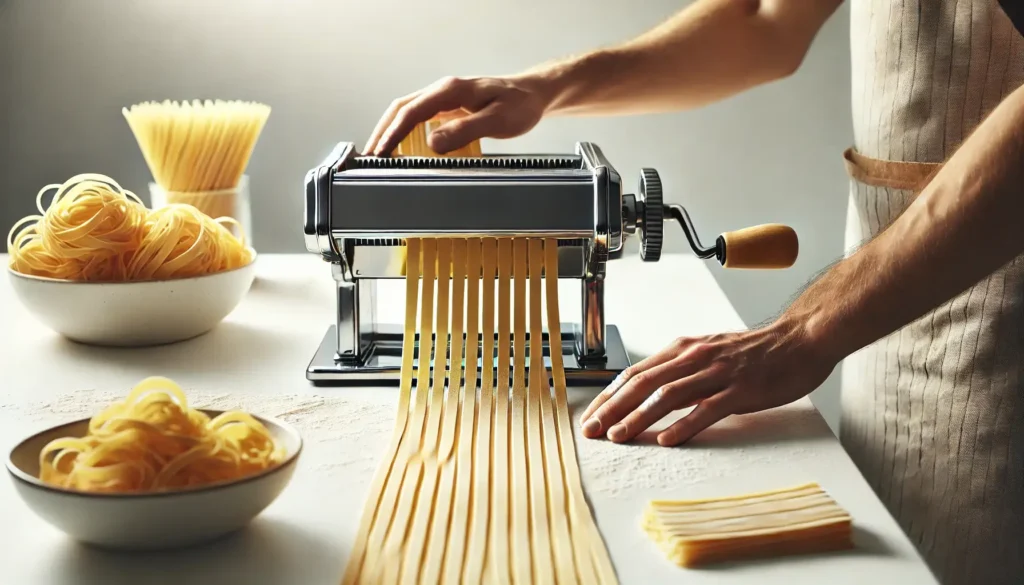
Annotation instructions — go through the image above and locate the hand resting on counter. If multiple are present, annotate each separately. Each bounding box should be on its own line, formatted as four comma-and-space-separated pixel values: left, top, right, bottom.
578, 321, 837, 447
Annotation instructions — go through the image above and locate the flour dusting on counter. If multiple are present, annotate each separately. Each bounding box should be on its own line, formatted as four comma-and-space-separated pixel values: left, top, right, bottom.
569, 400, 828, 498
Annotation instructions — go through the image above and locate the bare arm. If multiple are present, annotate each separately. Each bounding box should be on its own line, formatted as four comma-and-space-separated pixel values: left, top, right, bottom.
783, 83, 1024, 363
365, 0, 843, 155
531, 0, 843, 116
579, 83, 1024, 446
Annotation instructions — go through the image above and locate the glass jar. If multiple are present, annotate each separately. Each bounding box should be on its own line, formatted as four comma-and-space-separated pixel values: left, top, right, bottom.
149, 175, 254, 249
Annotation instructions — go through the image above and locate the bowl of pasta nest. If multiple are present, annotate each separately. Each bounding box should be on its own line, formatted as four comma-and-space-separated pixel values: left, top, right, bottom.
6, 174, 256, 346
5, 377, 302, 550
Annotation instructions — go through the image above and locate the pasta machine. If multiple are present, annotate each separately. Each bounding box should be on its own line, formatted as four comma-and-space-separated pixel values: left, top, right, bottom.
303, 141, 798, 385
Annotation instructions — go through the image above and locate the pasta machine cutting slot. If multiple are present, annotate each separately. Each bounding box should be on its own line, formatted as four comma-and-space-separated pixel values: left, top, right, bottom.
303, 141, 798, 385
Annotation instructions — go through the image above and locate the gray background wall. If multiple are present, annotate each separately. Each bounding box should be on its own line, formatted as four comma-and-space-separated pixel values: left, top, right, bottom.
0, 0, 852, 433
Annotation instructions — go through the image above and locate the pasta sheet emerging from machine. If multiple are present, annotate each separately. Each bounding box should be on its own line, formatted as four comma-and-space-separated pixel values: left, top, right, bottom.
340, 237, 618, 585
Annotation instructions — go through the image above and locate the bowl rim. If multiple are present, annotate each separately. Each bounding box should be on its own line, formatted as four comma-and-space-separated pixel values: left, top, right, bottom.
5, 407, 302, 499
6, 248, 257, 285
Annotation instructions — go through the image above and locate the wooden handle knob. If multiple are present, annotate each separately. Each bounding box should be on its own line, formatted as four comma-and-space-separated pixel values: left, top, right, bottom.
719, 224, 798, 269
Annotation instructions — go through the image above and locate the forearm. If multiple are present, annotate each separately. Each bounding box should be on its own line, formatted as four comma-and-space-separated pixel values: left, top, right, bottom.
519, 0, 841, 117
779, 84, 1024, 360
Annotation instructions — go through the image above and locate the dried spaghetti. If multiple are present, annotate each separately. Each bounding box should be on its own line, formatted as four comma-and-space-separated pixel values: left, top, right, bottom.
39, 376, 284, 493
122, 100, 270, 225
122, 99, 271, 193
6, 173, 252, 281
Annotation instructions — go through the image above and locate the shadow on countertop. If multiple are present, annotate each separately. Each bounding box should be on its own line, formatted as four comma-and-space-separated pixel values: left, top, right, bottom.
53, 517, 342, 585
38, 320, 311, 378
685, 524, 897, 572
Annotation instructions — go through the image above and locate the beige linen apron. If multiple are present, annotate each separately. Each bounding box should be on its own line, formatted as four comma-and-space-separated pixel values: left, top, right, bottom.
840, 2, 1024, 583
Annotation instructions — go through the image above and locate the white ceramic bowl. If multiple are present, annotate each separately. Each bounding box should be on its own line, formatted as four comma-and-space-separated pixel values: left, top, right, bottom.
6, 409, 301, 550
7, 252, 256, 346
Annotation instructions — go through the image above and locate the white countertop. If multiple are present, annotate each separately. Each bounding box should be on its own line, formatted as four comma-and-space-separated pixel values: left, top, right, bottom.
0, 253, 938, 585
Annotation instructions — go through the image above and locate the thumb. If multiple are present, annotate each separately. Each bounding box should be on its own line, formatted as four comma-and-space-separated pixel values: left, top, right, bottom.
427, 103, 503, 153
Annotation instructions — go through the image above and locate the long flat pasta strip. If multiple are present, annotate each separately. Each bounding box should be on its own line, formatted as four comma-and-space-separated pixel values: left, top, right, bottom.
393, 240, 453, 584
532, 240, 577, 584
441, 238, 481, 583
492, 238, 514, 583
527, 239, 557, 584
438, 238, 468, 462
544, 239, 616, 585
340, 238, 422, 585
462, 238, 497, 583
421, 240, 468, 582
510, 239, 533, 584
359, 240, 437, 583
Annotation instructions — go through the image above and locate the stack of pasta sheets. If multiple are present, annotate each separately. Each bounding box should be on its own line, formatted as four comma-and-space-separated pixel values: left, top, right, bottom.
642, 482, 854, 568
341, 237, 618, 585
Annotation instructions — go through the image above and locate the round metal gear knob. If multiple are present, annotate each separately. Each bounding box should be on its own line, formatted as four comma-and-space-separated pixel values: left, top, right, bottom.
638, 168, 664, 262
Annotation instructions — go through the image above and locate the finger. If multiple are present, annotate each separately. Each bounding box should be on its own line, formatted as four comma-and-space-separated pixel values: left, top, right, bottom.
656, 397, 731, 447
578, 350, 678, 427
374, 79, 485, 156
428, 101, 516, 154
606, 371, 723, 444
582, 356, 698, 439
428, 101, 503, 153
363, 91, 419, 155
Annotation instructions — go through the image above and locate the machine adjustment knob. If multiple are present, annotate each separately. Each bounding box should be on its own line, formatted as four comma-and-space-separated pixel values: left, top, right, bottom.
638, 168, 664, 262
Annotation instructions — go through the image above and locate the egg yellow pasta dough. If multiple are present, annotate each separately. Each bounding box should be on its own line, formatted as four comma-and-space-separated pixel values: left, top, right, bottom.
38, 376, 284, 493
340, 237, 618, 584
642, 482, 854, 568
395, 113, 482, 157
7, 173, 252, 281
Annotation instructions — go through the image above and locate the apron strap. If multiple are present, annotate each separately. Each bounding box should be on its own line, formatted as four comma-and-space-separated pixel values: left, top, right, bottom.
842, 147, 942, 193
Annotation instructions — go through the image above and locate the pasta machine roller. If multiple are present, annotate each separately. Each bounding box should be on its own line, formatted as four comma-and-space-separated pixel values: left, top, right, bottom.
303, 141, 798, 384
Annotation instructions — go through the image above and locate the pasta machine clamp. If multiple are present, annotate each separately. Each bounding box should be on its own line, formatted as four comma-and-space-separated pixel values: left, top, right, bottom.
302, 141, 798, 386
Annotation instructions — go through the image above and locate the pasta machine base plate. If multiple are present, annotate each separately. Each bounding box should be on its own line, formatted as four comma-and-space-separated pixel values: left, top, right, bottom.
306, 324, 631, 386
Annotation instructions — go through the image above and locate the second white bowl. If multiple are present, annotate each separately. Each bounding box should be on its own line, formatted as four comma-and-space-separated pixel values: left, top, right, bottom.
7, 253, 256, 346
6, 409, 301, 550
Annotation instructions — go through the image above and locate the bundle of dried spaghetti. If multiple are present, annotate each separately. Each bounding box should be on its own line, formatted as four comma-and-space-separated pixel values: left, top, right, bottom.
39, 376, 285, 493
122, 99, 270, 224
6, 173, 253, 281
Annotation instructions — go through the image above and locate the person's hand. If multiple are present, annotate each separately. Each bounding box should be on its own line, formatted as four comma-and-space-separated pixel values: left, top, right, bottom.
578, 321, 838, 447
362, 74, 553, 156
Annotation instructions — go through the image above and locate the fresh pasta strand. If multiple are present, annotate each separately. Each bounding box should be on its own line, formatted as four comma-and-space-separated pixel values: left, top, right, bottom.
6, 173, 252, 281
462, 237, 498, 584
442, 237, 482, 584
509, 239, 533, 583
38, 376, 284, 493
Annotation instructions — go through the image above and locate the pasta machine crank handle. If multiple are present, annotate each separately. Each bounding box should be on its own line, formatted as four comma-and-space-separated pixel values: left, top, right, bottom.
623, 168, 799, 269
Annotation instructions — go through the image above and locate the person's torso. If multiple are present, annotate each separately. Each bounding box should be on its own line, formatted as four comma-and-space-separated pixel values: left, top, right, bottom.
850, 0, 1024, 164
841, 4, 1024, 584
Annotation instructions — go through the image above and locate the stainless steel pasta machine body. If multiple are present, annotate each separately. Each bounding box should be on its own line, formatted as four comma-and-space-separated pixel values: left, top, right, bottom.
302, 140, 798, 385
